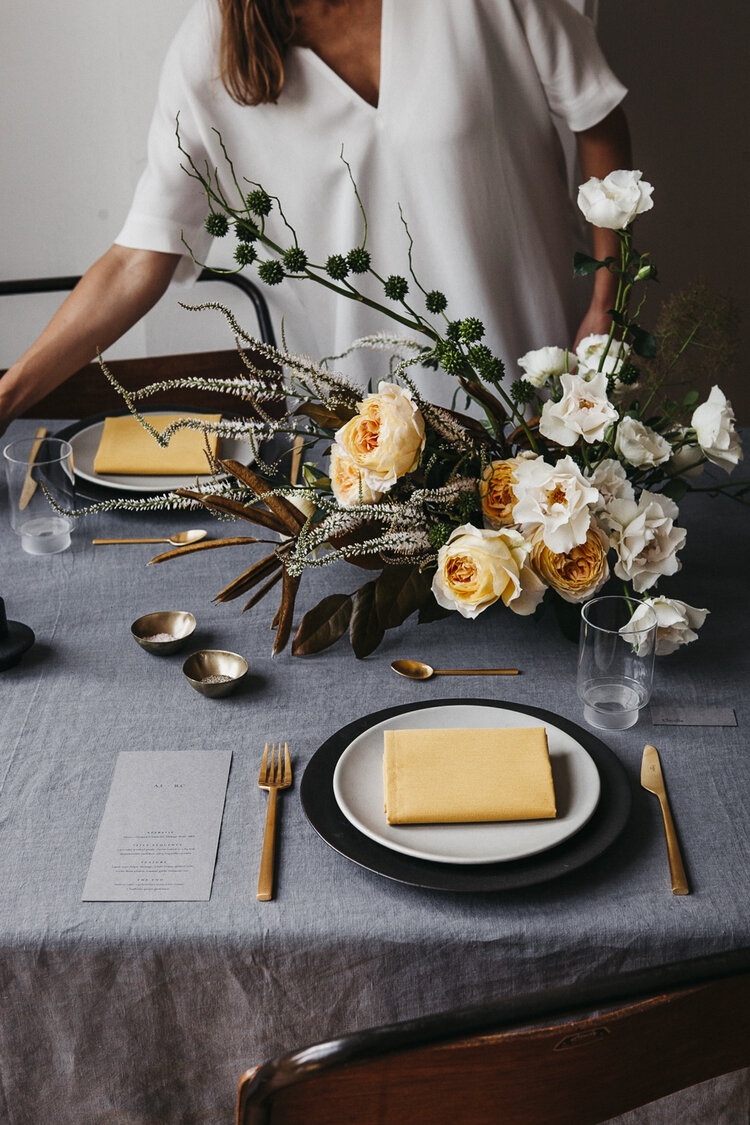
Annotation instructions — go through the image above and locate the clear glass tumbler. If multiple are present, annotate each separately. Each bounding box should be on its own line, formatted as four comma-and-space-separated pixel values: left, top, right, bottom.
3, 437, 76, 555
576, 595, 657, 730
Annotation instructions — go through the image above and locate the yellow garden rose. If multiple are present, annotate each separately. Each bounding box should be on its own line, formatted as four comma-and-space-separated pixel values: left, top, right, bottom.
431, 524, 545, 619
329, 444, 384, 509
479, 455, 533, 528
334, 382, 425, 494
531, 525, 610, 604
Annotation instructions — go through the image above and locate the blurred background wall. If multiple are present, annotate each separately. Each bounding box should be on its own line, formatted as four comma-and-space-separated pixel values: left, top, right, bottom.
1, 0, 747, 419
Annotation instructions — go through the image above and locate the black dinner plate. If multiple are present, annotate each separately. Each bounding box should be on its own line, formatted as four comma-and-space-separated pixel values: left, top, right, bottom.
300, 699, 632, 893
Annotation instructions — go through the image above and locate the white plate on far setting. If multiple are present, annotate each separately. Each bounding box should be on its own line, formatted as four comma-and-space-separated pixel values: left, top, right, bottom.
68, 412, 253, 494
332, 703, 601, 866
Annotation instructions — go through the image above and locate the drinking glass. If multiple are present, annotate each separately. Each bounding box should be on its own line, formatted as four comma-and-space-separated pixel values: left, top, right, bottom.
3, 437, 76, 555
577, 595, 657, 730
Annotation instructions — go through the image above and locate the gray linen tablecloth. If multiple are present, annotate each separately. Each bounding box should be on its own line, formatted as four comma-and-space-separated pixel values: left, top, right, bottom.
1, 418, 749, 1124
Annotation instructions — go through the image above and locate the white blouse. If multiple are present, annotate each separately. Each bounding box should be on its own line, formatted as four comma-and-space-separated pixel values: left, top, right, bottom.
116, 0, 626, 403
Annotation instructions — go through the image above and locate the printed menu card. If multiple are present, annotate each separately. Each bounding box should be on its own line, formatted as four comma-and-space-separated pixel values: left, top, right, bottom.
83, 750, 232, 901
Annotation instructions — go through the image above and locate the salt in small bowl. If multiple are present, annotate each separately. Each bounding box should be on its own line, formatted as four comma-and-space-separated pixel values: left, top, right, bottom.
131, 611, 197, 655
182, 649, 248, 698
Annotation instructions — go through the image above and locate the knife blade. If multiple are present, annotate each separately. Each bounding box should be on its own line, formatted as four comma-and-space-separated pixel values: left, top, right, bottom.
640, 743, 689, 895
18, 427, 48, 511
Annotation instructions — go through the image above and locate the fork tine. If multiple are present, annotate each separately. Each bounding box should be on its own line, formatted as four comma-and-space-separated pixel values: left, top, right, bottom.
258, 741, 269, 785
276, 741, 283, 783
284, 742, 291, 784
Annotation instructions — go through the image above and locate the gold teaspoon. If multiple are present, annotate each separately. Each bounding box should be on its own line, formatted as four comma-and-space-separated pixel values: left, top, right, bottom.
391, 659, 519, 680
92, 529, 208, 546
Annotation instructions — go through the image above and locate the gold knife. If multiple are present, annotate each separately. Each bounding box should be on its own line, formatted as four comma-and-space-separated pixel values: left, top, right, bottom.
640, 744, 689, 895
18, 427, 47, 511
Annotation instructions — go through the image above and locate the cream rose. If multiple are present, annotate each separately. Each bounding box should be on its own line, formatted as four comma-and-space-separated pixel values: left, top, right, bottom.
334, 381, 425, 493
585, 458, 634, 507
431, 524, 545, 619
577, 170, 654, 229
512, 454, 600, 554
691, 386, 743, 472
531, 524, 610, 605
539, 371, 618, 446
479, 453, 537, 529
602, 491, 686, 592
329, 445, 383, 508
517, 346, 570, 388
614, 416, 672, 469
575, 334, 632, 382
622, 595, 709, 656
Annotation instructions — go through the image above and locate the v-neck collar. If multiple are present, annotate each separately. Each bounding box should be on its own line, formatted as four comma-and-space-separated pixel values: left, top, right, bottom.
295, 0, 391, 114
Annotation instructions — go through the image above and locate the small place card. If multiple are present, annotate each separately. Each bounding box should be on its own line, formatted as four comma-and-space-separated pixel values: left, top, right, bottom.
650, 706, 737, 727
83, 750, 232, 901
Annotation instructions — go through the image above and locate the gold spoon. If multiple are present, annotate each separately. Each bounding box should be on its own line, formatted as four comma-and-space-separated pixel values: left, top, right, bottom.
92, 529, 208, 546
391, 659, 519, 680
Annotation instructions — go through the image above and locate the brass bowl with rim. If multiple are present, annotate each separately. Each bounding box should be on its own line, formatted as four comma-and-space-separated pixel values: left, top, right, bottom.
130, 611, 197, 655
182, 649, 248, 698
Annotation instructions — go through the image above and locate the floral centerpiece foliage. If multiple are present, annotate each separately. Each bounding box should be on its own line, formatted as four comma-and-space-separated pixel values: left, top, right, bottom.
95, 143, 744, 658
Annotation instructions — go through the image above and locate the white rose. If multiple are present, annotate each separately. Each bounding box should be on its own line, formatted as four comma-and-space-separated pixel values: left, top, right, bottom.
431, 524, 545, 619
577, 169, 654, 229
539, 371, 618, 446
334, 381, 425, 494
512, 454, 600, 554
691, 386, 743, 472
517, 345, 571, 388
614, 416, 672, 469
602, 491, 686, 592
622, 596, 709, 656
329, 445, 383, 508
576, 334, 632, 381
585, 458, 634, 507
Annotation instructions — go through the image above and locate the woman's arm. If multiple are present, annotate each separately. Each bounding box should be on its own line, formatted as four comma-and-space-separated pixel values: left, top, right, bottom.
573, 105, 632, 347
0, 245, 181, 433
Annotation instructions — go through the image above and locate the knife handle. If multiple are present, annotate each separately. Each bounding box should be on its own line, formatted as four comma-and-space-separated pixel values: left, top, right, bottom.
657, 794, 689, 895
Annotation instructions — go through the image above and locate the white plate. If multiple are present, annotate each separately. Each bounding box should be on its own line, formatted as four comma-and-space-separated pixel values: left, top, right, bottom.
332, 704, 600, 865
69, 414, 253, 494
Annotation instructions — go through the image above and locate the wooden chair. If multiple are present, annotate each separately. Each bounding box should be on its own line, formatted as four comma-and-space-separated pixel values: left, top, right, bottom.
0, 271, 276, 418
236, 967, 750, 1125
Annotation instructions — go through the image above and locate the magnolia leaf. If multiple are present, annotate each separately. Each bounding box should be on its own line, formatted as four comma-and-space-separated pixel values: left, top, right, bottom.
350, 580, 385, 659
418, 596, 454, 625
218, 459, 307, 532
294, 402, 356, 429
550, 593, 581, 645
329, 520, 386, 570
272, 569, 300, 655
292, 594, 353, 655
148, 536, 258, 564
242, 568, 283, 612
214, 553, 281, 603
573, 251, 605, 276
661, 478, 688, 503
175, 489, 288, 533
374, 565, 433, 630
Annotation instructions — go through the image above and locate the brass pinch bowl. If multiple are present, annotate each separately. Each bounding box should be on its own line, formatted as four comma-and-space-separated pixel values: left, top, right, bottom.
182, 649, 248, 698
131, 611, 197, 655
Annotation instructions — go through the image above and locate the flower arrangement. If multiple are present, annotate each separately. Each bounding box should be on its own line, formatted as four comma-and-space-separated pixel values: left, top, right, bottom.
91, 149, 744, 659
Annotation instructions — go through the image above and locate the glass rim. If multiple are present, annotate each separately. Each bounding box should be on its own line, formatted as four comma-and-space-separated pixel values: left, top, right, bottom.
580, 594, 658, 635
3, 437, 73, 466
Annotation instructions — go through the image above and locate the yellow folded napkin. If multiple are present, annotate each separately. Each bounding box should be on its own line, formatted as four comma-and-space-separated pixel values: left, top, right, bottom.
383, 727, 556, 825
93, 414, 222, 475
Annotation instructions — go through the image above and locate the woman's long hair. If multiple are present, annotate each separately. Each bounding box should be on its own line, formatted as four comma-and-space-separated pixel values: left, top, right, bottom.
218, 0, 297, 106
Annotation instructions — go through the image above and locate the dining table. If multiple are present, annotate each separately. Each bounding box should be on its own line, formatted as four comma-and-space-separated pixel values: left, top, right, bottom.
1, 414, 749, 1125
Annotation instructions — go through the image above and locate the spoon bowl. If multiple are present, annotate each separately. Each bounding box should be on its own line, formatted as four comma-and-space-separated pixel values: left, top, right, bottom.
93, 529, 208, 547
391, 659, 519, 679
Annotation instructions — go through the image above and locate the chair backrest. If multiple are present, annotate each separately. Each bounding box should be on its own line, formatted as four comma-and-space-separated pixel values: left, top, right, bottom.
236, 968, 750, 1125
0, 271, 276, 418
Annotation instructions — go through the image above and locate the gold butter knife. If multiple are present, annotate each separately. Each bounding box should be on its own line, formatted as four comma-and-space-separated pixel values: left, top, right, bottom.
641, 744, 689, 895
18, 427, 47, 511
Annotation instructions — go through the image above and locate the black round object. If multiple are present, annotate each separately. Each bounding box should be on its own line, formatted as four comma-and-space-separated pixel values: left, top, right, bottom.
0, 598, 35, 672
300, 698, 632, 893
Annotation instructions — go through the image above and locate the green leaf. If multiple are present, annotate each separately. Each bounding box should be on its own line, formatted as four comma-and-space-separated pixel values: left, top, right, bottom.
661, 478, 688, 503
292, 594, 353, 655
628, 325, 657, 358
683, 390, 700, 408
349, 580, 385, 658
374, 565, 433, 630
573, 251, 605, 277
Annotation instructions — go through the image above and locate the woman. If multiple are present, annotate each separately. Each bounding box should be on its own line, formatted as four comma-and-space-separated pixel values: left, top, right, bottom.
0, 0, 630, 429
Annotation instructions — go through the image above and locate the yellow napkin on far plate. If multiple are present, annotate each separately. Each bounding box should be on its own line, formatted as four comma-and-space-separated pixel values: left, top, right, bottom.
93, 414, 222, 475
383, 727, 556, 825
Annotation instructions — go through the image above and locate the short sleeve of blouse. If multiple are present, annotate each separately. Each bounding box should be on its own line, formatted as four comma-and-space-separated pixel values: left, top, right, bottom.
512, 0, 627, 132
114, 0, 217, 283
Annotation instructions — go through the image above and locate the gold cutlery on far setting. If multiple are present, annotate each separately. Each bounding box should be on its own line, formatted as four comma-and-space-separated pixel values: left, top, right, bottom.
18, 426, 48, 511
92, 529, 208, 546
256, 742, 292, 902
391, 659, 519, 680
641, 743, 689, 896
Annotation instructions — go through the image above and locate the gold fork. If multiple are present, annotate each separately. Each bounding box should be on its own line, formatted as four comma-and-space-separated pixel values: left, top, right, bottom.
257, 742, 292, 901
